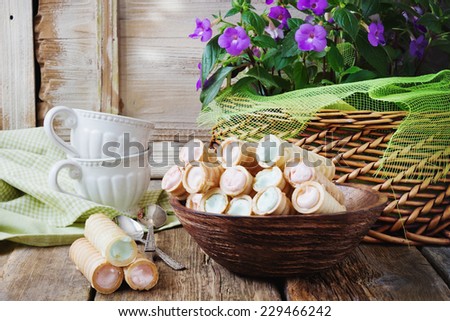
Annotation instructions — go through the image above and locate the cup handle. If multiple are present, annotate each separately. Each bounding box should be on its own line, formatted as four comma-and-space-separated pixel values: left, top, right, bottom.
48, 159, 84, 199
44, 106, 79, 157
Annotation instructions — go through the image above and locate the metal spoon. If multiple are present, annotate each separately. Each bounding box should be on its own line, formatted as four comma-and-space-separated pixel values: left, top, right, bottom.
116, 214, 185, 271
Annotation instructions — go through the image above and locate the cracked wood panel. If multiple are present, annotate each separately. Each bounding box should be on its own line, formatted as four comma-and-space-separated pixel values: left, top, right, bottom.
285, 245, 450, 301
420, 246, 450, 287
0, 0, 36, 130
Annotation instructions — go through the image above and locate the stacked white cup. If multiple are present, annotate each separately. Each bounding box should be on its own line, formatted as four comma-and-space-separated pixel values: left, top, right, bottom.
44, 106, 153, 213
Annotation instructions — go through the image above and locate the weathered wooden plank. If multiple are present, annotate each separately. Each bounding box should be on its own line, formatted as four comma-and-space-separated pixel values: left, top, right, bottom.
0, 244, 91, 300
95, 227, 281, 301
0, 0, 36, 130
285, 245, 450, 301
420, 246, 450, 287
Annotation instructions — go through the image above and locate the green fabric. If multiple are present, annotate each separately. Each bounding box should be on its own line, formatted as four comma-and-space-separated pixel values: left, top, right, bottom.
0, 127, 179, 246
199, 70, 450, 180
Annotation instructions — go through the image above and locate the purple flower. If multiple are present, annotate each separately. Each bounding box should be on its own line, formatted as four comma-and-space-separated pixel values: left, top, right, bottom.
266, 0, 274, 4
196, 63, 202, 91
410, 35, 427, 59
297, 0, 328, 16
268, 6, 291, 28
304, 15, 315, 24
189, 18, 212, 42
265, 23, 285, 40
368, 21, 385, 47
295, 23, 327, 52
251, 46, 262, 58
218, 26, 251, 56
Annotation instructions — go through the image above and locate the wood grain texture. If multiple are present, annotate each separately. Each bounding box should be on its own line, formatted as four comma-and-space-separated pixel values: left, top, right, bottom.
95, 227, 281, 301
420, 246, 450, 287
0, 244, 92, 300
286, 245, 450, 301
0, 0, 36, 130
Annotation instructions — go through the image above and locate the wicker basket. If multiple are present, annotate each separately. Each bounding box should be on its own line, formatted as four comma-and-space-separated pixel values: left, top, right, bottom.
211, 110, 450, 246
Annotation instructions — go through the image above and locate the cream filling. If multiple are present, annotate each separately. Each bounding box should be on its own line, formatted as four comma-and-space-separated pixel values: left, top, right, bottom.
130, 264, 155, 288
222, 142, 241, 166
186, 166, 204, 190
205, 193, 227, 213
162, 165, 182, 190
180, 142, 203, 165
221, 168, 246, 193
254, 168, 281, 190
295, 186, 320, 209
257, 187, 279, 213
96, 265, 121, 290
109, 237, 134, 263
187, 193, 203, 210
227, 198, 251, 216
257, 135, 280, 164
289, 162, 313, 184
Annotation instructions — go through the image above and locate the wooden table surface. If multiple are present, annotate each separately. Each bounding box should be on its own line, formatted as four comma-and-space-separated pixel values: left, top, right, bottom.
1, 181, 450, 301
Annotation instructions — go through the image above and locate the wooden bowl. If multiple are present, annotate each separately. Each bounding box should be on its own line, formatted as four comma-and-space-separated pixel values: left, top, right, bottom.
170, 183, 387, 277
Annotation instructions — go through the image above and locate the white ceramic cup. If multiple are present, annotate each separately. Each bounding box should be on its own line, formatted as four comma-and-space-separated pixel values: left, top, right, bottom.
44, 106, 154, 159
48, 151, 151, 212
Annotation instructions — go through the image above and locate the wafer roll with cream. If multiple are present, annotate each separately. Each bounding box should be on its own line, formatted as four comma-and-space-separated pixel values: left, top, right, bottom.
253, 166, 291, 195
69, 238, 123, 294
292, 181, 346, 214
199, 188, 229, 214
252, 186, 293, 216
162, 165, 189, 200
256, 135, 292, 169
123, 253, 159, 291
84, 213, 138, 267
226, 195, 253, 216
218, 138, 262, 175
179, 139, 216, 166
182, 162, 223, 194
186, 193, 204, 211
284, 159, 344, 204
220, 166, 254, 197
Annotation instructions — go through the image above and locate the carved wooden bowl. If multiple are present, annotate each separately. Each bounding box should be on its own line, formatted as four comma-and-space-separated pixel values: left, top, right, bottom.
170, 183, 387, 277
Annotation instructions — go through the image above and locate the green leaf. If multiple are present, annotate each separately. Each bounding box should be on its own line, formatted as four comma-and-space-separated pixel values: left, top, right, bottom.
326, 44, 345, 73
231, 77, 258, 93
287, 18, 304, 30
281, 31, 300, 58
340, 66, 362, 77
200, 66, 235, 107
242, 11, 266, 35
418, 13, 442, 33
334, 7, 360, 41
343, 69, 377, 83
430, 39, 450, 54
293, 62, 309, 89
252, 35, 277, 49
245, 66, 278, 88
224, 7, 240, 18
361, 0, 380, 17
201, 35, 223, 84
355, 31, 389, 75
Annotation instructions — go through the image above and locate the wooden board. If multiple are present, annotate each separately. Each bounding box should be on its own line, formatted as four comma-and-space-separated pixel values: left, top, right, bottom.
0, 243, 92, 300
0, 0, 36, 130
285, 245, 450, 301
420, 246, 450, 287
95, 227, 281, 301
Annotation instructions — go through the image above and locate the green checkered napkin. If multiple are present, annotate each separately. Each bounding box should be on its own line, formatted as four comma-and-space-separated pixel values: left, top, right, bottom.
0, 127, 179, 246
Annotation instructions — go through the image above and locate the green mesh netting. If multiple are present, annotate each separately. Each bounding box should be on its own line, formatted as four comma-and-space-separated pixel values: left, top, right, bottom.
198, 70, 450, 180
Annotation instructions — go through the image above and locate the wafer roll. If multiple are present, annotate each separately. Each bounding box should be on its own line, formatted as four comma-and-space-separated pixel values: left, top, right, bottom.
123, 253, 159, 291
253, 166, 291, 195
199, 188, 229, 214
220, 166, 254, 197
182, 162, 223, 194
69, 238, 123, 294
252, 186, 293, 216
226, 195, 253, 216
84, 213, 138, 267
284, 159, 344, 204
256, 135, 291, 169
162, 165, 189, 200
292, 181, 346, 214
186, 193, 204, 211
179, 139, 216, 166
286, 151, 335, 180
218, 138, 262, 175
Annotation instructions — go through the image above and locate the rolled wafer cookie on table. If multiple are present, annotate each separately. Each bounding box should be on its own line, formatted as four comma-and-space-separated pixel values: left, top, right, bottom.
69, 238, 124, 294
218, 137, 262, 175
84, 213, 138, 267
123, 253, 159, 291
220, 166, 254, 197
284, 159, 344, 204
226, 195, 253, 216
252, 186, 293, 216
182, 162, 223, 194
162, 165, 189, 200
292, 181, 346, 214
253, 166, 291, 196
199, 188, 230, 214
